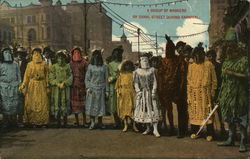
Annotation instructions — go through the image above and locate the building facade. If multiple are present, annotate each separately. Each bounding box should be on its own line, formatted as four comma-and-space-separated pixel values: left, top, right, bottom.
111, 32, 138, 63
0, 21, 14, 48
0, 0, 115, 56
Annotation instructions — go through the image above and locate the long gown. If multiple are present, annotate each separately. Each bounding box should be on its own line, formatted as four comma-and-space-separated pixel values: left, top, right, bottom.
187, 61, 217, 125
0, 62, 21, 115
70, 59, 88, 114
133, 67, 161, 123
107, 61, 121, 114
85, 64, 109, 117
21, 60, 49, 125
116, 72, 135, 120
49, 63, 73, 117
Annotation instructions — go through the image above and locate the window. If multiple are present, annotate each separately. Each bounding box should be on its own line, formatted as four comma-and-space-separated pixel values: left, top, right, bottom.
47, 27, 50, 39
10, 17, 15, 24
27, 16, 32, 24
32, 16, 36, 23
28, 29, 36, 41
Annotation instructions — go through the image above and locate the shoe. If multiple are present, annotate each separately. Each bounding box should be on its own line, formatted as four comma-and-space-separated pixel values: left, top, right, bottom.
177, 131, 185, 138
89, 122, 95, 130
122, 126, 128, 132
206, 136, 213, 142
239, 144, 247, 153
142, 129, 150, 135
190, 134, 198, 139
153, 130, 160, 138
133, 123, 139, 132
98, 123, 106, 129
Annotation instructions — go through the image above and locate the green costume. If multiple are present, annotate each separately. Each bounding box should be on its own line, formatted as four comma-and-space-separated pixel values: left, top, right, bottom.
49, 63, 73, 117
217, 55, 249, 152
107, 61, 121, 114
218, 56, 249, 122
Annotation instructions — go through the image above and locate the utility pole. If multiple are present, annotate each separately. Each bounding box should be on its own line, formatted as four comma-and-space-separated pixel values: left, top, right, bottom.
84, 0, 87, 55
155, 32, 158, 56
137, 28, 140, 57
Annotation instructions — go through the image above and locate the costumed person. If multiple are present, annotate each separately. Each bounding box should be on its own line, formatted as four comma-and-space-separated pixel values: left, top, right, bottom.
133, 55, 161, 137
116, 60, 138, 132
19, 48, 49, 126
85, 50, 109, 130
217, 41, 249, 152
0, 48, 21, 128
70, 47, 88, 127
49, 50, 72, 127
206, 49, 226, 135
43, 46, 56, 65
157, 35, 187, 137
107, 46, 123, 128
187, 45, 217, 141
175, 42, 193, 138
16, 47, 29, 126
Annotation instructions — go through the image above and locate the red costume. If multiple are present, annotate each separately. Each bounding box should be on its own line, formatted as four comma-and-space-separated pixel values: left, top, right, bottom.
70, 49, 88, 114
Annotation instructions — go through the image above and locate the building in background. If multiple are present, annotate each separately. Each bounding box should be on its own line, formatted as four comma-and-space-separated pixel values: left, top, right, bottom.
0, 0, 125, 57
0, 21, 14, 48
111, 31, 138, 63
208, 0, 245, 47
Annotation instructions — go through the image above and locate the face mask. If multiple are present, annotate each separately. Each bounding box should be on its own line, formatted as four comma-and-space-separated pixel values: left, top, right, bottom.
140, 57, 150, 69
32, 52, 43, 63
72, 50, 82, 62
3, 50, 12, 62
57, 57, 65, 66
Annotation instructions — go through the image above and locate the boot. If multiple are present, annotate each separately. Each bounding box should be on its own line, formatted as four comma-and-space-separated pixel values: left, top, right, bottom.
142, 124, 151, 135
122, 118, 128, 132
153, 122, 160, 138
239, 125, 247, 153
218, 123, 235, 146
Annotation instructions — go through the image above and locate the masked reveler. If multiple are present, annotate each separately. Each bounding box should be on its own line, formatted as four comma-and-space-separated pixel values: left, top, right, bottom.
49, 50, 72, 127
85, 50, 109, 130
116, 60, 138, 132
157, 35, 187, 137
206, 49, 226, 135
19, 48, 49, 126
133, 54, 161, 137
70, 48, 88, 127
15, 47, 29, 127
107, 46, 123, 128
0, 48, 21, 128
217, 41, 249, 152
187, 45, 217, 141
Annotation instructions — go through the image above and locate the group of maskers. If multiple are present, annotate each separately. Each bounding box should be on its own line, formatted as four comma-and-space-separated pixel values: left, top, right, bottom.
0, 32, 249, 152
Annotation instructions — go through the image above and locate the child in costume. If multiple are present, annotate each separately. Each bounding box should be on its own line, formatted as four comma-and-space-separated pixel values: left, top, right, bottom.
49, 50, 72, 127
133, 55, 161, 137
116, 60, 138, 132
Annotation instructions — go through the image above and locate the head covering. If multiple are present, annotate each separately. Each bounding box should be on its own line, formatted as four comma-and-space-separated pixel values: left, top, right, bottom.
1, 47, 13, 62
71, 47, 82, 62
